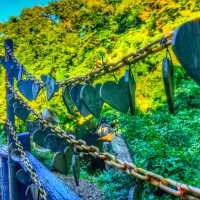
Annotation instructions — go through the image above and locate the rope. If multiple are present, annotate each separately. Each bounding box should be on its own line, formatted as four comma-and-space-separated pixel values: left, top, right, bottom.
7, 82, 200, 200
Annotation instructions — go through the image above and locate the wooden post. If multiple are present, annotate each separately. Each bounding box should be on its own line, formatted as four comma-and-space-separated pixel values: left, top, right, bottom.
19, 152, 81, 200
17, 133, 31, 200
0, 144, 81, 200
0, 145, 9, 200
5, 39, 19, 200
0, 156, 9, 200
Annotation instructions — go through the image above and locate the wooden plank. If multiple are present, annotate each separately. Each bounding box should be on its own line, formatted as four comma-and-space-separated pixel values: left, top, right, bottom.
19, 152, 81, 200
0, 145, 81, 200
17, 132, 31, 151
0, 133, 31, 200
18, 132, 31, 200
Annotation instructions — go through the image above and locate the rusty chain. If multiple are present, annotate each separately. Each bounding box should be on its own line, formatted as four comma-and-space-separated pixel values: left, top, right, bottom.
58, 32, 172, 87
7, 82, 200, 200
5, 32, 172, 89
5, 121, 48, 200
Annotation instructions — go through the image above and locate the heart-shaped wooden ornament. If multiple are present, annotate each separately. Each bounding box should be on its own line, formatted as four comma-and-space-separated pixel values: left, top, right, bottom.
13, 65, 24, 81
6, 57, 25, 80
25, 184, 39, 200
64, 146, 73, 167
10, 149, 22, 162
13, 100, 30, 121
172, 20, 200, 85
26, 120, 42, 136
42, 108, 59, 124
0, 57, 15, 70
17, 80, 40, 101
99, 78, 129, 113
62, 85, 77, 115
162, 58, 174, 113
72, 153, 80, 186
4, 43, 25, 78
32, 127, 51, 147
0, 57, 24, 80
16, 169, 31, 186
41, 75, 58, 100
52, 153, 67, 174
8, 56, 25, 80
128, 182, 142, 200
51, 147, 72, 175
70, 85, 91, 116
80, 84, 103, 118
44, 134, 68, 153
124, 69, 136, 115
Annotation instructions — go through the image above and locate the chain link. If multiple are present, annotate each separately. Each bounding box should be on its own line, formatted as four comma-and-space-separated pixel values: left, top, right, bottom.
6, 121, 48, 200
59, 34, 172, 87
4, 32, 172, 89
7, 82, 200, 200
5, 31, 200, 199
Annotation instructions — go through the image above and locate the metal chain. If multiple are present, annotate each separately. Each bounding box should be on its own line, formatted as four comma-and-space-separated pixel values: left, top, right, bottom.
4, 33, 172, 89
58, 33, 172, 87
7, 82, 200, 200
6, 121, 48, 200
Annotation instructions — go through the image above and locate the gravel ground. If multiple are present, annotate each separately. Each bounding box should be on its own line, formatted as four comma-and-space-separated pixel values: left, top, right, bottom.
55, 173, 105, 200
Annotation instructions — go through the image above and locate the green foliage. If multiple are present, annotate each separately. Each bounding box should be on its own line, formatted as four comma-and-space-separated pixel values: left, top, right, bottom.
95, 169, 133, 200
0, 124, 6, 144
99, 70, 200, 199
115, 8, 141, 33
32, 148, 54, 168
106, 0, 122, 5
0, 1, 200, 199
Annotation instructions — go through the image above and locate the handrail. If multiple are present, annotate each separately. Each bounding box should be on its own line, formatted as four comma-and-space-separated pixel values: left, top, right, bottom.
1, 20, 200, 200
7, 82, 200, 200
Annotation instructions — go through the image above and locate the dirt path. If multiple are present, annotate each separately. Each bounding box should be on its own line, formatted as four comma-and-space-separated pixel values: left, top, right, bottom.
55, 135, 133, 200
55, 173, 105, 200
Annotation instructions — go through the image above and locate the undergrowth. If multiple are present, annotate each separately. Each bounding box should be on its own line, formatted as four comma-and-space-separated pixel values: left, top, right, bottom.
92, 68, 200, 200
0, 1, 200, 199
